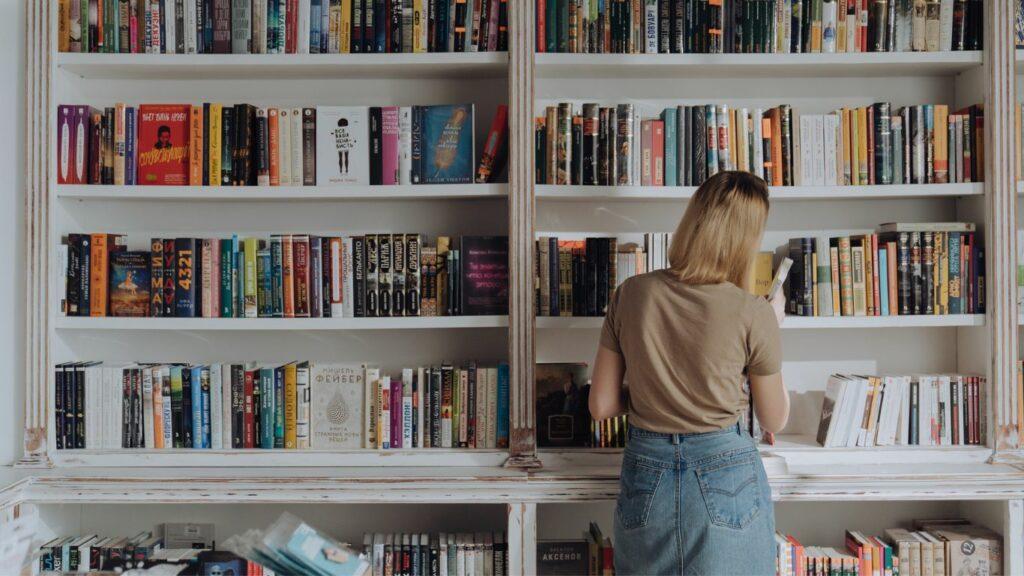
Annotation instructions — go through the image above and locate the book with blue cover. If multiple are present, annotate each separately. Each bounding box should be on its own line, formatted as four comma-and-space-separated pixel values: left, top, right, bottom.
414, 104, 475, 184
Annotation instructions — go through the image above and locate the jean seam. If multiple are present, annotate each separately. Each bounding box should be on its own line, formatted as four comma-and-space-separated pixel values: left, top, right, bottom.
694, 460, 761, 530
676, 442, 683, 576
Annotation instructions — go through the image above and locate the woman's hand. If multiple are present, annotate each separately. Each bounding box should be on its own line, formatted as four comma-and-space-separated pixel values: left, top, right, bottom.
769, 290, 786, 326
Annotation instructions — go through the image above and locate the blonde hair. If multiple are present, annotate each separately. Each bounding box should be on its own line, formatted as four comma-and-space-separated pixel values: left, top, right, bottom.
668, 171, 770, 290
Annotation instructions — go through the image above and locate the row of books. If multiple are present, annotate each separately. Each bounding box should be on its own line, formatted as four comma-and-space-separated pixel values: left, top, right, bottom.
534, 233, 670, 317
57, 0, 509, 54
537, 0, 984, 54
59, 233, 509, 318
815, 372, 986, 448
536, 363, 627, 448
57, 103, 505, 187
38, 522, 223, 574
776, 520, 1001, 576
536, 522, 612, 576
535, 102, 984, 188
786, 222, 984, 318
54, 361, 510, 451
359, 532, 509, 576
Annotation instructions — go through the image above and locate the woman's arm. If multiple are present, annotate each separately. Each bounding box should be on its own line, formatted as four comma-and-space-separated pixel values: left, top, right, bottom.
749, 372, 789, 434
589, 345, 627, 421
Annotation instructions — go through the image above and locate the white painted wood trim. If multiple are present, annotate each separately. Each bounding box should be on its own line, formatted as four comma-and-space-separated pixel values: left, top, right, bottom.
1004, 499, 1023, 575
534, 52, 983, 79
536, 183, 985, 201
56, 52, 509, 80
505, 0, 539, 468
49, 449, 511, 468
18, 0, 52, 468
56, 184, 509, 201
536, 315, 986, 329
506, 502, 536, 576
52, 315, 510, 331
987, 0, 1019, 452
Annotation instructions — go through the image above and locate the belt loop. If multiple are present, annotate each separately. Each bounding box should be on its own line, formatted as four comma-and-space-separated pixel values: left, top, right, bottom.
735, 422, 742, 435
672, 434, 681, 445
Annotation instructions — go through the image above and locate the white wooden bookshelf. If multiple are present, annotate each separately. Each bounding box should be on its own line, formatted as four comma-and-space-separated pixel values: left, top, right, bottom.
56, 183, 509, 201
10, 1, 1024, 574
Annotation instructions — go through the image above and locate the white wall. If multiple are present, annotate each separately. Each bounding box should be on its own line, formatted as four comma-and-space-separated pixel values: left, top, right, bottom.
1, 0, 26, 466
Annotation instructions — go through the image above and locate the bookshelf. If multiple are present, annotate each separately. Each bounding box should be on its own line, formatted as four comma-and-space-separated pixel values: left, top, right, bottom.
8, 0, 1024, 574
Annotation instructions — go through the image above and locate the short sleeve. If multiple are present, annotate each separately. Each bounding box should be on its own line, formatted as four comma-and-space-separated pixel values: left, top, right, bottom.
747, 298, 782, 376
599, 283, 624, 355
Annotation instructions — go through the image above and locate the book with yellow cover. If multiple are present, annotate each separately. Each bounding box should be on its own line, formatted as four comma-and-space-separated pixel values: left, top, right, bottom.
208, 103, 223, 187
751, 251, 774, 297
189, 105, 204, 186
934, 105, 949, 183
284, 362, 298, 449
838, 236, 855, 316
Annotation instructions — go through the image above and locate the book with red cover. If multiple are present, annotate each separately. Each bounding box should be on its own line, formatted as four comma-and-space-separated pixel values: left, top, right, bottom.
476, 105, 508, 183
137, 104, 190, 185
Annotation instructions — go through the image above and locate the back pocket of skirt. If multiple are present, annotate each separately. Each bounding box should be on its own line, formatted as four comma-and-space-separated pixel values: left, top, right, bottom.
694, 452, 761, 530
616, 453, 665, 531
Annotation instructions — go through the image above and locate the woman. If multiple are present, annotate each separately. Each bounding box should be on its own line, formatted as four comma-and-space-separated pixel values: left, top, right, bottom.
590, 170, 789, 576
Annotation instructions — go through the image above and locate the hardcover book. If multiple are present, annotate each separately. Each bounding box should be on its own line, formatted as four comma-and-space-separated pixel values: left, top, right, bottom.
535, 363, 590, 448
137, 104, 190, 185
108, 251, 150, 317
416, 104, 475, 184
315, 106, 369, 185
459, 236, 508, 315
310, 364, 364, 449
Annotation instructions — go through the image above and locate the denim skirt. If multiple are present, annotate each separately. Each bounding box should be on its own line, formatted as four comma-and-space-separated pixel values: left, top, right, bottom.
613, 423, 776, 575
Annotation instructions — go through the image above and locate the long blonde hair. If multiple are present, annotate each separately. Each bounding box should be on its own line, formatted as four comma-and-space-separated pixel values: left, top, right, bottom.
668, 171, 770, 290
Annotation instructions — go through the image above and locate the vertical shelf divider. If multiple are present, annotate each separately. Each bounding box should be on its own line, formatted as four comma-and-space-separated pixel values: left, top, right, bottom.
505, 0, 541, 468
17, 0, 53, 469
987, 0, 1021, 456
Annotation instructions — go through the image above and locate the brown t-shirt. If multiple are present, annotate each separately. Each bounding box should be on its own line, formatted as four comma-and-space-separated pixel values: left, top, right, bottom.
600, 269, 782, 433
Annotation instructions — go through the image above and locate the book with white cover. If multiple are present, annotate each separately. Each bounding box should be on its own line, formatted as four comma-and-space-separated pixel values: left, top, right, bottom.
309, 363, 364, 449
316, 107, 369, 185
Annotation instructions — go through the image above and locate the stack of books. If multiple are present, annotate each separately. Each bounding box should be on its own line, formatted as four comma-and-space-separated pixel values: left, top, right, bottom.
56, 103, 507, 186
58, 0, 510, 54
54, 361, 510, 451
537, 0, 984, 54
786, 222, 983, 318
59, 233, 509, 318
536, 102, 983, 188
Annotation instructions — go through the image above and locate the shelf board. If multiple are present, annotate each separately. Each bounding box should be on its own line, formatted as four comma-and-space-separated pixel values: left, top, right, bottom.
56, 183, 508, 201
536, 315, 985, 329
539, 436, 991, 467
49, 449, 510, 468
536, 183, 983, 201
54, 316, 509, 331
535, 52, 983, 79
8, 459, 1024, 504
55, 52, 508, 80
